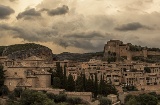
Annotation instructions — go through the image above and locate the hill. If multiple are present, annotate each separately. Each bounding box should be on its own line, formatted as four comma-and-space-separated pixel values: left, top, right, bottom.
0, 43, 53, 61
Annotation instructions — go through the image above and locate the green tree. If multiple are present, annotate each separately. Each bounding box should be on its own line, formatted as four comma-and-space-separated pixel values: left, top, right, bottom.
125, 97, 138, 105
75, 76, 83, 92
56, 62, 63, 88
85, 77, 94, 92
82, 73, 86, 91
20, 89, 55, 105
125, 94, 135, 103
98, 75, 103, 95
52, 77, 61, 88
137, 94, 158, 105
144, 67, 151, 73
99, 97, 111, 105
0, 85, 9, 96
94, 73, 98, 98
0, 65, 5, 87
66, 74, 75, 91
62, 64, 67, 89
14, 87, 23, 97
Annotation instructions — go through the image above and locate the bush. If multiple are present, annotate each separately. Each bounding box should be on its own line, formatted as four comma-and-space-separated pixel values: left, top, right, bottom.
0, 85, 9, 96
46, 92, 56, 100
67, 97, 83, 105
8, 92, 16, 100
14, 87, 23, 97
99, 97, 111, 105
99, 98, 111, 105
6, 100, 20, 105
54, 94, 67, 103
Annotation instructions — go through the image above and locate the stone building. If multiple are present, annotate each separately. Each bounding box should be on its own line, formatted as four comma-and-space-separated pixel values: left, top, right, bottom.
2, 56, 52, 91
104, 40, 160, 61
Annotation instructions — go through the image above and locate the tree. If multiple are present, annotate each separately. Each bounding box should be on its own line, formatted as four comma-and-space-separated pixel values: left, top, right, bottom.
82, 74, 86, 91
125, 97, 138, 105
98, 75, 103, 95
52, 77, 61, 88
66, 74, 75, 91
20, 89, 55, 105
125, 94, 135, 103
56, 62, 63, 88
75, 76, 83, 92
14, 87, 23, 97
0, 85, 9, 96
0, 65, 5, 87
62, 64, 67, 89
99, 97, 111, 105
67, 97, 83, 105
137, 94, 158, 105
94, 73, 98, 98
85, 77, 94, 92
144, 67, 151, 73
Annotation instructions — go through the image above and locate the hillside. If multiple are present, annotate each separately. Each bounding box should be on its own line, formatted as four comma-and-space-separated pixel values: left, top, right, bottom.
0, 43, 53, 61
55, 52, 103, 62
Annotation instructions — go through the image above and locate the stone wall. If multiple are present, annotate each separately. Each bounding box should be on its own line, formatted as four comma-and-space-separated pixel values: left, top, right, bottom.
65, 92, 92, 102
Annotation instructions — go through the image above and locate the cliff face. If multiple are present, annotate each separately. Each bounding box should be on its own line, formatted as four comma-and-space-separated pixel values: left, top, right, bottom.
1, 43, 53, 61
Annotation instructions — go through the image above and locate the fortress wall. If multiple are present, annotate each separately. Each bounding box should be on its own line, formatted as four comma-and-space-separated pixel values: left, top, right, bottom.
148, 51, 160, 56
6, 68, 26, 78
36, 75, 51, 88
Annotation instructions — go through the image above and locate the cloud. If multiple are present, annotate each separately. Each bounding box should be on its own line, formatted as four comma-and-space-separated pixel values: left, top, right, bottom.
0, 23, 57, 42
0, 5, 15, 19
9, 0, 18, 2
46, 5, 69, 16
115, 22, 152, 31
64, 31, 104, 39
17, 8, 41, 20
54, 31, 114, 50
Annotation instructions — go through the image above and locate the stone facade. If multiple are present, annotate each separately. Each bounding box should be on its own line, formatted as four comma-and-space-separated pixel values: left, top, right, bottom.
66, 92, 92, 102
104, 40, 160, 61
1, 56, 52, 91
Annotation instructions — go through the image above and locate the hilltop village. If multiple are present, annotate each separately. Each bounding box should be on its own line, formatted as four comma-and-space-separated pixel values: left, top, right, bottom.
1, 40, 160, 104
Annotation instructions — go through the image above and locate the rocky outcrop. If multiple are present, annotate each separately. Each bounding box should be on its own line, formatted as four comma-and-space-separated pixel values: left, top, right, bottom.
1, 43, 53, 61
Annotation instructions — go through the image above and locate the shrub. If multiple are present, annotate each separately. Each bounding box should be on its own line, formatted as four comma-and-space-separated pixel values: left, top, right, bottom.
67, 97, 83, 105
99, 97, 111, 105
54, 94, 67, 103
14, 87, 23, 97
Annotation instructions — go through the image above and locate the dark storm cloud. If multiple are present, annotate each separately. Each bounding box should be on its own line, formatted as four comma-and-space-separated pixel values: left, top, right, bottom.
0, 24, 57, 42
17, 8, 41, 20
47, 5, 69, 16
55, 31, 115, 50
9, 0, 17, 2
115, 22, 152, 31
64, 31, 104, 39
0, 5, 14, 19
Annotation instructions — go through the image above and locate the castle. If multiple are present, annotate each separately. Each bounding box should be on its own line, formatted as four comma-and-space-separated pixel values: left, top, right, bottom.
103, 40, 160, 61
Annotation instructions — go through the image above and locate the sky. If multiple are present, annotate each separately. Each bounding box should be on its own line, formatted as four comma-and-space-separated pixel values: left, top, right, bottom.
0, 0, 160, 54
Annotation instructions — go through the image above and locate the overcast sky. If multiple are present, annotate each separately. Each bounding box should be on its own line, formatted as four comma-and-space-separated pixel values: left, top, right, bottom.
0, 0, 160, 54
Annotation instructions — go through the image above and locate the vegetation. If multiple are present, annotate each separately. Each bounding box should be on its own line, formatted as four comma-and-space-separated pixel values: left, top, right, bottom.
132, 56, 157, 63
0, 65, 5, 87
122, 85, 138, 92
99, 97, 111, 105
144, 67, 151, 73
129, 45, 143, 51
0, 46, 5, 56
3, 43, 48, 55
125, 93, 159, 105
50, 63, 118, 99
107, 51, 116, 63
